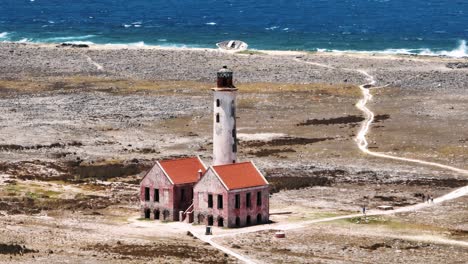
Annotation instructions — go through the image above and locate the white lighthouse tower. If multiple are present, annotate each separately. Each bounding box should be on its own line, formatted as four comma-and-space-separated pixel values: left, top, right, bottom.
212, 66, 237, 165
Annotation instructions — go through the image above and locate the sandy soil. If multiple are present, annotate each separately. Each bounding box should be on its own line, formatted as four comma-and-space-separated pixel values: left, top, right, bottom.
0, 42, 467, 263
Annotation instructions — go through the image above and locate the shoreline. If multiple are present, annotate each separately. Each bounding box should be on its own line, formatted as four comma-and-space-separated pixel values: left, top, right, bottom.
2, 41, 467, 62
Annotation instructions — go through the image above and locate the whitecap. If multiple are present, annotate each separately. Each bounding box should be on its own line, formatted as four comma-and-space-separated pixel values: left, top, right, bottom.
0, 32, 8, 38
158, 39, 167, 42
48, 20, 55, 24
123, 24, 131, 28
282, 28, 289, 31
265, 26, 279, 31
134, 25, 142, 28
206, 22, 217, 25
131, 21, 142, 25
18, 38, 31, 43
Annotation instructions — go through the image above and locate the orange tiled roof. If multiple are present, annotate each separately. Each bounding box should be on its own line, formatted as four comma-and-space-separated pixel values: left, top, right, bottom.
212, 161, 268, 190
159, 157, 206, 184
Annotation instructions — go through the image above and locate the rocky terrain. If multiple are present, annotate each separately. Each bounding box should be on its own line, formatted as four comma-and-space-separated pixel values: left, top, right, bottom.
0, 42, 467, 263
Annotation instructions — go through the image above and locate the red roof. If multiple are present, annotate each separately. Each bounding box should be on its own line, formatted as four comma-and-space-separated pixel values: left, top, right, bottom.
158, 157, 206, 184
212, 161, 268, 190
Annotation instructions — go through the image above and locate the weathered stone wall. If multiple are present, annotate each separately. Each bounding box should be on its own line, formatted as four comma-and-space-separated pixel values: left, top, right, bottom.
193, 169, 229, 227
140, 164, 176, 221
193, 169, 269, 228
227, 186, 269, 228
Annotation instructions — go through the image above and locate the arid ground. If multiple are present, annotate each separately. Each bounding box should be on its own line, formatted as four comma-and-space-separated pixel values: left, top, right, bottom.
0, 43, 467, 263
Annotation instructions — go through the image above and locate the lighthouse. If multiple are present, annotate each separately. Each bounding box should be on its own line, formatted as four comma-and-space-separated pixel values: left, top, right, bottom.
212, 66, 237, 165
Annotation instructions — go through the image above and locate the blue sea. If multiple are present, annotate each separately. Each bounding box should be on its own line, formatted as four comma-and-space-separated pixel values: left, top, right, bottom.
1, 0, 467, 57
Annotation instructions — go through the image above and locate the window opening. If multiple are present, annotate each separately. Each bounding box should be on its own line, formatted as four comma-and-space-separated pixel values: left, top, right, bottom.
144, 209, 150, 219
144, 187, 150, 201
154, 189, 159, 202
235, 194, 240, 209
257, 214, 262, 224
154, 210, 160, 220
217, 194, 223, 209
235, 217, 240, 227
246, 193, 252, 208
257, 191, 262, 206
208, 194, 213, 208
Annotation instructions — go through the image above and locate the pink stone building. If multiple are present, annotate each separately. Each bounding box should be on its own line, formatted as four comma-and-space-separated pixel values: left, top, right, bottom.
193, 161, 269, 227
139, 157, 206, 221
139, 66, 270, 228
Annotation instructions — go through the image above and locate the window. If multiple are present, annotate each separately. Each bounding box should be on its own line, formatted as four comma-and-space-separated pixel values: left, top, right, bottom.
246, 215, 251, 225
257, 191, 262, 206
232, 143, 237, 153
216, 99, 220, 107
246, 193, 252, 208
235, 194, 240, 209
231, 100, 235, 117
232, 128, 236, 138
144, 187, 150, 201
154, 189, 159, 202
216, 113, 220, 123
217, 195, 223, 209
208, 194, 213, 208
181, 189, 185, 201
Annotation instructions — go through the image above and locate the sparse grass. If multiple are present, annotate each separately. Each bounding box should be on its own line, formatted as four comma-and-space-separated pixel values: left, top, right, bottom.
286, 211, 348, 222
0, 77, 360, 96
137, 218, 153, 221
438, 145, 468, 156
237, 97, 259, 109
326, 215, 448, 233
236, 50, 266, 55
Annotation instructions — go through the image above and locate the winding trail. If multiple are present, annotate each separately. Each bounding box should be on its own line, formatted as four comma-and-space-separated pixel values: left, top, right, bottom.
195, 56, 468, 263
355, 70, 468, 176
85, 55, 104, 71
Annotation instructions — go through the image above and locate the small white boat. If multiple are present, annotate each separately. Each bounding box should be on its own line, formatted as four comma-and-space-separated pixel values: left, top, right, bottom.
216, 40, 248, 51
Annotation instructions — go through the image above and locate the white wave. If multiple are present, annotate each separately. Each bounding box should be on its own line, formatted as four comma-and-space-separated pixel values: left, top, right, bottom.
157, 39, 167, 42
101, 41, 149, 48
44, 35, 95, 42
421, 40, 468, 58
123, 24, 131, 28
206, 22, 217, 26
63, 40, 95, 45
265, 26, 279, 31
134, 25, 142, 28
0, 32, 8, 38
131, 21, 142, 25
18, 38, 31, 43
317, 40, 468, 58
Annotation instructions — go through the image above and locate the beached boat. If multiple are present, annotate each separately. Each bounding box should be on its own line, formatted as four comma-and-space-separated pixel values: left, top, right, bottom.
216, 40, 248, 51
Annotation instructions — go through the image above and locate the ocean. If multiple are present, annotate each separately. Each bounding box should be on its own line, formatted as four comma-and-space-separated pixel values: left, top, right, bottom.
1, 0, 467, 57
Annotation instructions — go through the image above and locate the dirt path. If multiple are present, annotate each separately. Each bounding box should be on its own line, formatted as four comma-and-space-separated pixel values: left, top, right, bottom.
85, 55, 104, 71
355, 70, 468, 175
192, 57, 468, 263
